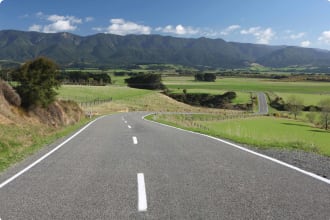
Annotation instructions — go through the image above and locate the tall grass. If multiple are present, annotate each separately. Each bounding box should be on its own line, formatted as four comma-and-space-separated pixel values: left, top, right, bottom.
0, 118, 91, 172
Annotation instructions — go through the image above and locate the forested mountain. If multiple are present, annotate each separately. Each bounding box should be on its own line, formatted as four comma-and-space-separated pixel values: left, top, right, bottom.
1, 30, 330, 68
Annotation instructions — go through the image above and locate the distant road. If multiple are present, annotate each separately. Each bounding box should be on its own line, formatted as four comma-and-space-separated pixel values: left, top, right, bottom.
257, 92, 269, 114
0, 112, 329, 219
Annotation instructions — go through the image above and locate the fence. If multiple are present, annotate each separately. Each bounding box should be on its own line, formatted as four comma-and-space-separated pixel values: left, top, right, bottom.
78, 98, 113, 108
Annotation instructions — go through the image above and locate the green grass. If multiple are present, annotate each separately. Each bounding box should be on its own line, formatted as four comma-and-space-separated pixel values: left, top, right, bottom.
0, 118, 92, 172
148, 114, 330, 156
163, 76, 330, 94
58, 85, 154, 102
275, 92, 329, 106
170, 88, 251, 104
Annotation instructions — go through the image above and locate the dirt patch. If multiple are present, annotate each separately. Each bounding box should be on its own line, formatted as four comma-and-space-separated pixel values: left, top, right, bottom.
29, 100, 84, 127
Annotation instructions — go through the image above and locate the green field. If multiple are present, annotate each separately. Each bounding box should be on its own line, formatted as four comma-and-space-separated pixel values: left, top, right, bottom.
275, 92, 329, 106
58, 85, 153, 102
163, 76, 330, 94
163, 76, 330, 110
0, 118, 91, 172
149, 114, 330, 156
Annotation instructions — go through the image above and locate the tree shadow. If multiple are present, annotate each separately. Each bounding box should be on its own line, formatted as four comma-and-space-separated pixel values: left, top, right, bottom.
309, 129, 330, 133
281, 122, 311, 128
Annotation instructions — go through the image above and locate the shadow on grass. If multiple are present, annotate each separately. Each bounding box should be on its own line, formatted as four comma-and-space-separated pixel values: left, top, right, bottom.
281, 122, 311, 128
309, 129, 330, 133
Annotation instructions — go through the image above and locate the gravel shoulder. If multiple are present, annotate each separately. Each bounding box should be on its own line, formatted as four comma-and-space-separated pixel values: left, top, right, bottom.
245, 146, 330, 180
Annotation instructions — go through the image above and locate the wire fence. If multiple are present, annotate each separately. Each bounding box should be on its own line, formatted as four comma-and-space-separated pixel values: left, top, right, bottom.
78, 98, 113, 107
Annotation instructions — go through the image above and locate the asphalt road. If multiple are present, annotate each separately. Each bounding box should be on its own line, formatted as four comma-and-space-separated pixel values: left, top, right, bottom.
0, 112, 329, 219
257, 92, 269, 114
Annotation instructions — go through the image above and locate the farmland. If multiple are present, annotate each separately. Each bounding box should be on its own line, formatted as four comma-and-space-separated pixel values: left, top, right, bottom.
57, 73, 330, 157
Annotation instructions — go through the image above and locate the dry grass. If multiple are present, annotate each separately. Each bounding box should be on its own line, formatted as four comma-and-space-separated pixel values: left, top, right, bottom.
89, 92, 235, 115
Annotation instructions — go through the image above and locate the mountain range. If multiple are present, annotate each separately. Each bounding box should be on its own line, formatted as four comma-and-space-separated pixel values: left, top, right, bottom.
1, 30, 330, 68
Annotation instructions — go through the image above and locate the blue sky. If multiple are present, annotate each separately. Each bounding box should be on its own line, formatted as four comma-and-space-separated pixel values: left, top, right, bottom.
1, 0, 330, 49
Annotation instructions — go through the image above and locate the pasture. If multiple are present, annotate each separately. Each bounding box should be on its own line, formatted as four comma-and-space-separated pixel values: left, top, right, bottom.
163, 76, 330, 94
163, 76, 330, 109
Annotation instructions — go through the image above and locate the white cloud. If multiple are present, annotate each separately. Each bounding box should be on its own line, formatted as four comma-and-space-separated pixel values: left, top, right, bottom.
85, 17, 94, 22
29, 13, 82, 33
318, 31, 330, 44
0, 0, 4, 4
290, 32, 305, 39
36, 12, 44, 18
28, 24, 42, 32
156, 24, 199, 35
103, 18, 151, 35
301, 40, 311, 47
220, 25, 241, 35
241, 27, 275, 44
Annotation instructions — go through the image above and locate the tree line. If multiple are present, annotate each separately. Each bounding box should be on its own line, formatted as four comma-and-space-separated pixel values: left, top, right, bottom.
59, 71, 111, 85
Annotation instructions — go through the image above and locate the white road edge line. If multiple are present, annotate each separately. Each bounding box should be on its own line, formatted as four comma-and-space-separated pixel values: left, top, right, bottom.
0, 116, 105, 189
133, 136, 138, 144
143, 114, 330, 185
137, 173, 147, 212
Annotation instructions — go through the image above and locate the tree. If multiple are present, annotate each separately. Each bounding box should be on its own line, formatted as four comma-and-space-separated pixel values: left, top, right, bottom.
319, 98, 330, 130
14, 57, 60, 108
194, 73, 204, 81
125, 73, 165, 90
204, 73, 216, 82
194, 73, 216, 82
286, 96, 304, 119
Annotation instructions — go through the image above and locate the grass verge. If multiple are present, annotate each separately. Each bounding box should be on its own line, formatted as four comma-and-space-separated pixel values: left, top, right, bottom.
147, 114, 330, 157
0, 118, 92, 173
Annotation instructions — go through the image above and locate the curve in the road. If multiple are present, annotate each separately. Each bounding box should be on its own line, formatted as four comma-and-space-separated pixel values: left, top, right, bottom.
257, 92, 269, 114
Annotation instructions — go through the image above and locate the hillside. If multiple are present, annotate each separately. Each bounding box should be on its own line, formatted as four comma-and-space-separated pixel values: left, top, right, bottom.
0, 80, 83, 126
1, 30, 330, 68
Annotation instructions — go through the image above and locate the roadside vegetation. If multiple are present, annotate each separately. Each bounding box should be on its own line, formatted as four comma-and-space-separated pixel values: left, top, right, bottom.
0, 57, 86, 172
147, 114, 330, 156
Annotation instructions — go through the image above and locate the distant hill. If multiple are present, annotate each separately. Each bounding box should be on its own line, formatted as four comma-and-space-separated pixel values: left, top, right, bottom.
1, 30, 330, 68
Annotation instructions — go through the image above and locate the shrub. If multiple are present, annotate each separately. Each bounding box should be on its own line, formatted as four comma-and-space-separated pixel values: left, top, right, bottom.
194, 73, 216, 82
125, 73, 166, 90
13, 57, 60, 108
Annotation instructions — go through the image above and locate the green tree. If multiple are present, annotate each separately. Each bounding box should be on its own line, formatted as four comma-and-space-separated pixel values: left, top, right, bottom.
14, 57, 60, 108
125, 73, 165, 90
194, 73, 204, 81
319, 98, 330, 130
204, 73, 216, 82
286, 96, 304, 119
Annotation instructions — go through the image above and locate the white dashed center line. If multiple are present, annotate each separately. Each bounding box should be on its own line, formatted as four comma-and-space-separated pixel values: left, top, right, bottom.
128, 125, 132, 129
132, 136, 138, 144
137, 173, 147, 212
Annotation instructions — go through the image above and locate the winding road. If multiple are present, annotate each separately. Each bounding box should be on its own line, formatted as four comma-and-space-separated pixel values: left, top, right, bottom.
257, 92, 269, 114
0, 113, 329, 219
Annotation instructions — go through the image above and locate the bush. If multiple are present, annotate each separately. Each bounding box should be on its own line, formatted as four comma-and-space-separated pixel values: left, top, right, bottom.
125, 73, 166, 90
194, 73, 216, 82
168, 91, 237, 109
13, 57, 60, 108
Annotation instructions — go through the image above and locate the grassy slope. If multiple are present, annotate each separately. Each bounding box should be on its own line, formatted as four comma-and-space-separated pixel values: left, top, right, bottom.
0, 118, 91, 172
59, 85, 236, 114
